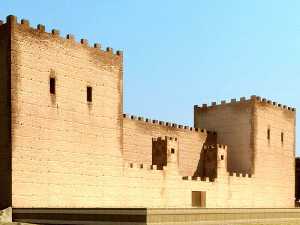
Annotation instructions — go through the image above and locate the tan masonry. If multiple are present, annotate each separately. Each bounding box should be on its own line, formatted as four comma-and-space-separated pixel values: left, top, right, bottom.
0, 15, 296, 209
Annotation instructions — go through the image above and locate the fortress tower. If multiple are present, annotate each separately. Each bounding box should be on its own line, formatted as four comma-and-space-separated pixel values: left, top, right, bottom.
0, 15, 124, 209
194, 96, 296, 206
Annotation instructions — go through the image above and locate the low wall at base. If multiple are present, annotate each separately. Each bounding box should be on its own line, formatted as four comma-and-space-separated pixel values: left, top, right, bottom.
12, 208, 300, 225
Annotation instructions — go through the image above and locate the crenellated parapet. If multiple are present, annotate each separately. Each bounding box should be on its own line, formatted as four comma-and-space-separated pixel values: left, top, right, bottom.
229, 172, 252, 178
125, 162, 161, 171
195, 95, 296, 112
152, 136, 178, 142
123, 162, 216, 184
2, 15, 123, 66
123, 113, 217, 134
182, 176, 214, 183
121, 167, 255, 183
203, 144, 227, 150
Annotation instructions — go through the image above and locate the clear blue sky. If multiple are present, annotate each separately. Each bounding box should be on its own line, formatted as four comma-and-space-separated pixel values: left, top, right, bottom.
1, 1, 300, 154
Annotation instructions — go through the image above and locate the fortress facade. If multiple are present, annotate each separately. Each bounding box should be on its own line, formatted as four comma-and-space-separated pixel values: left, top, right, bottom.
0, 15, 296, 210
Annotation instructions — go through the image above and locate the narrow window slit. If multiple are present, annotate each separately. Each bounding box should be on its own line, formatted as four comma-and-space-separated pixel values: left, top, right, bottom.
50, 77, 55, 94
87, 86, 92, 102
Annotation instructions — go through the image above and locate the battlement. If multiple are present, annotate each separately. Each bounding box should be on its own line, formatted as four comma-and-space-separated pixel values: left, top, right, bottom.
203, 144, 227, 150
229, 172, 252, 178
124, 163, 253, 181
182, 172, 252, 181
123, 113, 218, 134
152, 136, 178, 142
195, 95, 296, 112
2, 15, 123, 61
124, 162, 216, 186
125, 162, 159, 170
124, 162, 173, 174
125, 162, 215, 182
182, 176, 214, 183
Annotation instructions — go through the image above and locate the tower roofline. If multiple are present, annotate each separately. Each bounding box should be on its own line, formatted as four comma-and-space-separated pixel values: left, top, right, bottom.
194, 95, 296, 112
2, 15, 123, 59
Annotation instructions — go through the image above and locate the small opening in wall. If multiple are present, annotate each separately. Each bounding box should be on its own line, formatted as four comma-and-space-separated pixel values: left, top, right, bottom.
50, 77, 55, 94
171, 148, 175, 154
267, 128, 270, 140
192, 191, 206, 207
221, 155, 224, 160
87, 86, 92, 102
281, 132, 284, 144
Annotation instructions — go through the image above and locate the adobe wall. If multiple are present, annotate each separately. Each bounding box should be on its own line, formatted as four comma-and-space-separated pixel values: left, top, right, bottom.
8, 16, 124, 208
195, 96, 296, 208
122, 114, 214, 176
194, 98, 254, 174
0, 20, 12, 209
253, 98, 296, 207
1, 15, 296, 209
122, 144, 267, 208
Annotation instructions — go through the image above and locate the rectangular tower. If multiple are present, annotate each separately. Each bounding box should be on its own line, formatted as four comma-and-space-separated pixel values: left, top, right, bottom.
194, 95, 296, 206
0, 15, 124, 208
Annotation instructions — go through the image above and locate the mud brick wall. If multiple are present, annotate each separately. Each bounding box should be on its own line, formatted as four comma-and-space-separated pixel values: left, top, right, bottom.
123, 115, 211, 176
195, 96, 296, 208
194, 98, 253, 174
8, 16, 124, 208
254, 99, 295, 207
0, 15, 296, 209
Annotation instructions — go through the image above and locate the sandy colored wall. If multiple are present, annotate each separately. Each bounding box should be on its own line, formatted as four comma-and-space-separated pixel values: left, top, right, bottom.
194, 98, 254, 174
9, 17, 124, 208
123, 115, 210, 176
0, 20, 12, 210
3, 15, 295, 209
253, 99, 296, 207
195, 96, 296, 208
122, 144, 268, 208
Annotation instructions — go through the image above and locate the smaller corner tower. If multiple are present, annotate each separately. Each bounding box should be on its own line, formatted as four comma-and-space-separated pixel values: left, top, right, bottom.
152, 136, 179, 170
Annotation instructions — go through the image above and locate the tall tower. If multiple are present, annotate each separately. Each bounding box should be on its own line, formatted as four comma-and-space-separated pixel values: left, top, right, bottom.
0, 15, 124, 209
194, 95, 296, 206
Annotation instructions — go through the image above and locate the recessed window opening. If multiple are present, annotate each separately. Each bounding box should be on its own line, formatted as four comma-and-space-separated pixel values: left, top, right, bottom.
192, 191, 206, 207
50, 77, 55, 94
87, 86, 92, 102
221, 155, 224, 160
281, 132, 284, 144
171, 148, 175, 154
267, 128, 271, 140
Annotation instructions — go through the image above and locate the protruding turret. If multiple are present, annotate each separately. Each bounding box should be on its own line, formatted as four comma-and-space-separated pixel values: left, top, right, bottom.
152, 136, 178, 170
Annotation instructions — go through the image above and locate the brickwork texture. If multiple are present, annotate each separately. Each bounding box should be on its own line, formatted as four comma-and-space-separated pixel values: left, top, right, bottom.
0, 15, 296, 209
